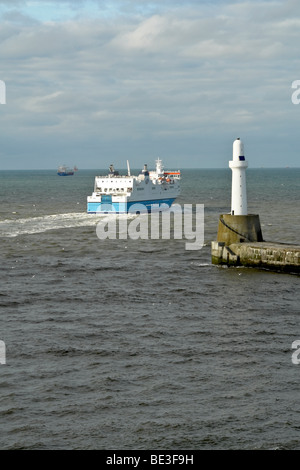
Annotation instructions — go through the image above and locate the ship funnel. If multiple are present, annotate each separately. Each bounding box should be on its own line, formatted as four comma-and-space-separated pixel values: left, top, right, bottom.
156, 158, 164, 175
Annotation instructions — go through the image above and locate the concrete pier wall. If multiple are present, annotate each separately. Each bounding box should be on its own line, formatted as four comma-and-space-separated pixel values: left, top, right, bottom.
216, 214, 263, 245
211, 241, 300, 273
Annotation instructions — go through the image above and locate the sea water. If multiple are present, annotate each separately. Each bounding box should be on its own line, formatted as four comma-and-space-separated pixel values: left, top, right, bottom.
0, 168, 299, 450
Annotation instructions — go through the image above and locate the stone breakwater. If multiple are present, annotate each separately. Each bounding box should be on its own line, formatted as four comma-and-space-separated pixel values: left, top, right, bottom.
211, 241, 300, 273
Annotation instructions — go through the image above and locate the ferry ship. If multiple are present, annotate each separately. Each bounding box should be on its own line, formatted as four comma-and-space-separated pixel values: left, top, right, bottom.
87, 159, 180, 214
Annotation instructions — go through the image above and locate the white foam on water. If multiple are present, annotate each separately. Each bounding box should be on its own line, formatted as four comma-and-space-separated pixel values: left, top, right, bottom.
0, 209, 185, 238
0, 212, 117, 238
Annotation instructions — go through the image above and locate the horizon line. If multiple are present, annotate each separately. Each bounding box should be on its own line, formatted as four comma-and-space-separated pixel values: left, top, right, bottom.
0, 166, 299, 171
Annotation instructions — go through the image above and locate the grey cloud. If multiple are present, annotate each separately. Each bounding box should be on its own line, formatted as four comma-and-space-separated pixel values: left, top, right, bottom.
0, 1, 299, 169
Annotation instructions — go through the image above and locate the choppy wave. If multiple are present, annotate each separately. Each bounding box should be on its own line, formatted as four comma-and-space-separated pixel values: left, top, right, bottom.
1, 168, 299, 451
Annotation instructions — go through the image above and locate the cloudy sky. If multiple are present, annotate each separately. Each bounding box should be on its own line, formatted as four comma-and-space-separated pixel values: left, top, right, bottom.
0, 0, 299, 169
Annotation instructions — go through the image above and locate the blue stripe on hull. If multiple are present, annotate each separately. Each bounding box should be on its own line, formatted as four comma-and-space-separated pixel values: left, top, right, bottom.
87, 198, 176, 214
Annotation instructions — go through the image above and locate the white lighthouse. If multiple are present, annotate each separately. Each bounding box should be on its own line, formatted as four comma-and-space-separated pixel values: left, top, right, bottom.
229, 138, 248, 215
212, 137, 263, 252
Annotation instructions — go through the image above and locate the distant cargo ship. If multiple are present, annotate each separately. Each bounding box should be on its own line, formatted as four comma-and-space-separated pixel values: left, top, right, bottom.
87, 159, 181, 213
57, 165, 78, 176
